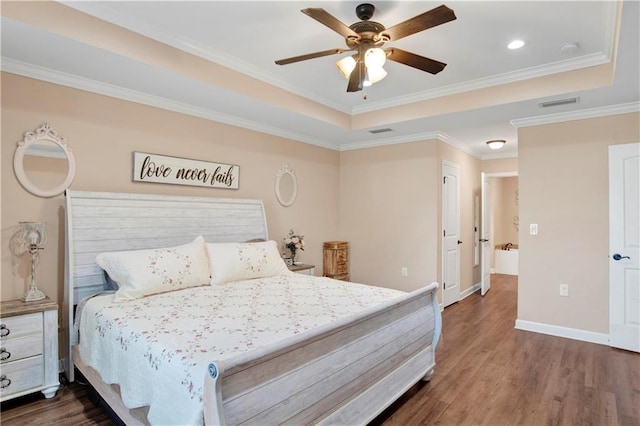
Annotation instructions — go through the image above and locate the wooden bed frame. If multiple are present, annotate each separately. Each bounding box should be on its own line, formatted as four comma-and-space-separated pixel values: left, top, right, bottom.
64, 190, 441, 425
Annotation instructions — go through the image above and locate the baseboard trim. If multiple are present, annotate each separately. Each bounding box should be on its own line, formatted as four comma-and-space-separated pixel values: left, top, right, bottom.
460, 282, 481, 300
515, 319, 610, 346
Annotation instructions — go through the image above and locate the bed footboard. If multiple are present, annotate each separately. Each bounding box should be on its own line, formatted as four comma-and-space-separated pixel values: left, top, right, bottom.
204, 282, 440, 425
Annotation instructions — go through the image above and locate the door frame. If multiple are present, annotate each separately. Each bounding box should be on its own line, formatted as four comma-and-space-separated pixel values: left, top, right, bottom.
481, 171, 518, 296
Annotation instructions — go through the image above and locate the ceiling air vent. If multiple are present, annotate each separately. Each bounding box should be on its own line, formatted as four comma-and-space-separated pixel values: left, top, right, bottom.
368, 128, 393, 134
538, 97, 580, 108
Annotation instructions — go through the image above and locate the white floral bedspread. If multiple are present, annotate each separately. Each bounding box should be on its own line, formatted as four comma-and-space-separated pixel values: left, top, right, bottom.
78, 274, 404, 425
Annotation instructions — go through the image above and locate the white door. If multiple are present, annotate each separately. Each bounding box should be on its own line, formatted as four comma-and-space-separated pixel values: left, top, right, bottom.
442, 161, 460, 308
609, 143, 640, 352
481, 173, 491, 296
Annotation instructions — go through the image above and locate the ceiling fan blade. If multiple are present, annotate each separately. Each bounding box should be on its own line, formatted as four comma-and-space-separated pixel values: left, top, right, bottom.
275, 48, 346, 65
386, 48, 447, 74
302, 8, 361, 41
381, 5, 456, 42
347, 59, 364, 92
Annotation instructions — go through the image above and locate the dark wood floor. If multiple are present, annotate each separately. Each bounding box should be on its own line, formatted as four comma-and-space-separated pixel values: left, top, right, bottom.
1, 274, 638, 425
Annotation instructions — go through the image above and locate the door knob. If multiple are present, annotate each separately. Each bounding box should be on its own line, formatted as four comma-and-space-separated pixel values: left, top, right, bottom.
612, 253, 631, 261
457, 240, 463, 245
480, 239, 489, 243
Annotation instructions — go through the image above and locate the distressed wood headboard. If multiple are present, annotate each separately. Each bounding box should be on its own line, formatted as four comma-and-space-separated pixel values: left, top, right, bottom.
63, 190, 268, 380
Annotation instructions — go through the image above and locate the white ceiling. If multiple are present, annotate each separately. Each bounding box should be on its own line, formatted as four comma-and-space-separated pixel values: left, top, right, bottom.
2, 1, 639, 159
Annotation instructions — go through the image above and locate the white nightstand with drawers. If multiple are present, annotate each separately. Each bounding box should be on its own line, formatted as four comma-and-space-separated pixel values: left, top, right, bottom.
0, 298, 59, 402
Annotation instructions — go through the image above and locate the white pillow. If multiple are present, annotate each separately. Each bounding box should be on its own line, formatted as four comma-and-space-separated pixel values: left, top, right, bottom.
206, 240, 292, 284
96, 236, 211, 302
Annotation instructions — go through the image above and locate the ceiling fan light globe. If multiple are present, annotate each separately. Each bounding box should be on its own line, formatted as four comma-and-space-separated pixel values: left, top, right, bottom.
336, 56, 357, 79
364, 47, 386, 69
366, 65, 387, 84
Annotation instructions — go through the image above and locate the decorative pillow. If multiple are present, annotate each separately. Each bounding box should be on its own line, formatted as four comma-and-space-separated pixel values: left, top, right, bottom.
96, 236, 211, 302
206, 240, 292, 284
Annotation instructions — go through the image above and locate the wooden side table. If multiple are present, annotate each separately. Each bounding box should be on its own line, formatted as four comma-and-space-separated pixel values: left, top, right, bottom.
289, 264, 315, 276
0, 298, 60, 402
323, 241, 350, 281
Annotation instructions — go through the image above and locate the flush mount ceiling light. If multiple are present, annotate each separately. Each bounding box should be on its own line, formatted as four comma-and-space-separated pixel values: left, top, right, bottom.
487, 139, 506, 150
507, 39, 525, 50
275, 3, 457, 92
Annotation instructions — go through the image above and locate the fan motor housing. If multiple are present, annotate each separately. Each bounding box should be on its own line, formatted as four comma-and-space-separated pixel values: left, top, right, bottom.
347, 21, 386, 47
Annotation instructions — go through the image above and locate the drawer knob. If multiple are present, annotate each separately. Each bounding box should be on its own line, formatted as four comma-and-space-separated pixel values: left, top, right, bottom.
0, 347, 10, 361
0, 375, 11, 389
0, 324, 9, 337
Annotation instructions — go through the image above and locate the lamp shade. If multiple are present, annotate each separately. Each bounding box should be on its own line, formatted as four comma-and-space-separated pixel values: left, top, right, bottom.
366, 66, 387, 84
486, 139, 506, 150
336, 49, 388, 87
364, 47, 387, 68
336, 56, 357, 79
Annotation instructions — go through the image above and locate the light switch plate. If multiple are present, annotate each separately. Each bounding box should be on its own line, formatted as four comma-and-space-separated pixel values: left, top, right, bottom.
559, 284, 569, 297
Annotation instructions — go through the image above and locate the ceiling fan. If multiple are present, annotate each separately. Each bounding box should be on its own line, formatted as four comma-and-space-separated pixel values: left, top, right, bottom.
275, 3, 457, 93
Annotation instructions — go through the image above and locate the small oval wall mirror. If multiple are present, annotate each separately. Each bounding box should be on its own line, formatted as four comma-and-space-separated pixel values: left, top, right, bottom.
275, 164, 297, 207
14, 123, 76, 198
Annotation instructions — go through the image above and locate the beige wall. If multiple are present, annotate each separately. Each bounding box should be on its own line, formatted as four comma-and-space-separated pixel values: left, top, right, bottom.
1, 73, 341, 306
338, 139, 481, 300
339, 141, 439, 293
482, 157, 518, 173
518, 112, 640, 334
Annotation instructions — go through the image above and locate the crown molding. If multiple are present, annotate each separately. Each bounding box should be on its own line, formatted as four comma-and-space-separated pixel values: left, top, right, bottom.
59, 1, 352, 114
351, 0, 618, 114
352, 52, 611, 114
437, 132, 479, 158
339, 131, 482, 159
61, 1, 617, 118
4, 55, 501, 157
510, 101, 640, 128
339, 131, 442, 152
1, 58, 340, 152
1, 57, 489, 157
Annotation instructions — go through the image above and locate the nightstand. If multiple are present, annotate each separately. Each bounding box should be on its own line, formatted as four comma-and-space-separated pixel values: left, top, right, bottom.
0, 298, 59, 402
289, 264, 315, 276
323, 241, 350, 281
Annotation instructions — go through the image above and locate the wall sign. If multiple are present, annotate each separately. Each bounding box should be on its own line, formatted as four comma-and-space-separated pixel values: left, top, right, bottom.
133, 152, 239, 189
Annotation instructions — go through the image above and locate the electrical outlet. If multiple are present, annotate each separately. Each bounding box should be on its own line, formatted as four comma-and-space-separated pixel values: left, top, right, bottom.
559, 284, 569, 297
530, 224, 539, 235
401, 267, 408, 277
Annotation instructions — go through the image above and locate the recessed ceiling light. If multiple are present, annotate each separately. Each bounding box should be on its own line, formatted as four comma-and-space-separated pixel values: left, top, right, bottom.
508, 40, 525, 50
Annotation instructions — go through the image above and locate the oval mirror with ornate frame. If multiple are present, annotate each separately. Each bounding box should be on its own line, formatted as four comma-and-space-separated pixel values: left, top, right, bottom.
14, 123, 76, 198
275, 164, 297, 207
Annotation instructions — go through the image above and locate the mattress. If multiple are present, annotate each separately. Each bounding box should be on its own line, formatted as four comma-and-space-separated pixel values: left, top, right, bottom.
78, 274, 404, 425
